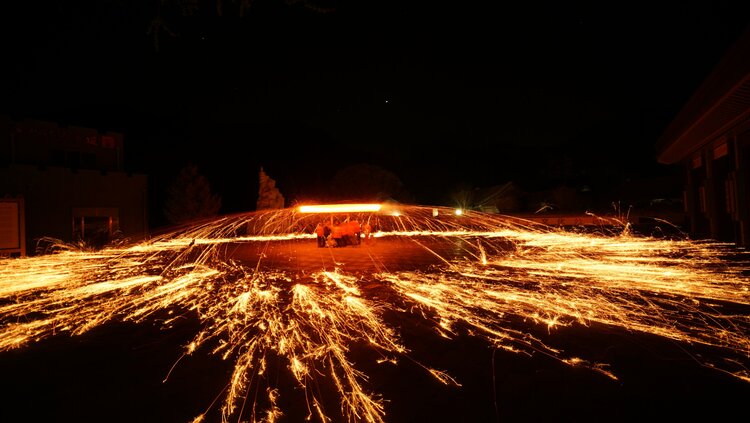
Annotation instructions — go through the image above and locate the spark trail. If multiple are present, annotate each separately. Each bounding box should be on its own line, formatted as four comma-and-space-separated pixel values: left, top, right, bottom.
0, 205, 749, 422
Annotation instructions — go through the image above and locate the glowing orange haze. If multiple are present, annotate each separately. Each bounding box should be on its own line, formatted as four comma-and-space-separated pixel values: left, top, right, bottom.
0, 205, 748, 423
298, 203, 383, 213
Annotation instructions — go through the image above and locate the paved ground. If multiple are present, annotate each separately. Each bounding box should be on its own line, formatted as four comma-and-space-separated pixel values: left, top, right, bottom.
1, 236, 748, 422
226, 236, 481, 273
2, 312, 747, 423
229, 237, 400, 272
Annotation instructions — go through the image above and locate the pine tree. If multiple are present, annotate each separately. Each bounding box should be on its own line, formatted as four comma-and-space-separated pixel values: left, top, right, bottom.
256, 167, 285, 210
163, 163, 222, 224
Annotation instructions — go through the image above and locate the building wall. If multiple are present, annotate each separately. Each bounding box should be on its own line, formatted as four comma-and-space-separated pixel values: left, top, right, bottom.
680, 117, 750, 245
1, 115, 123, 171
737, 125, 750, 245
0, 164, 148, 252
0, 115, 146, 254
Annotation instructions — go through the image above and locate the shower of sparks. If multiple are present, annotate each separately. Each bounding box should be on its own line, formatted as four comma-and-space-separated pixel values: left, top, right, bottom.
1, 205, 749, 422
298, 203, 384, 213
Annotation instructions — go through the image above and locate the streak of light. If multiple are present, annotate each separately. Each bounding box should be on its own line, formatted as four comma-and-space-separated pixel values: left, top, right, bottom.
298, 204, 383, 213
1, 205, 749, 422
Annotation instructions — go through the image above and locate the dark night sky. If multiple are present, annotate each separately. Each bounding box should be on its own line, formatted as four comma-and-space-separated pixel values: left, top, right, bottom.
3, 1, 750, 214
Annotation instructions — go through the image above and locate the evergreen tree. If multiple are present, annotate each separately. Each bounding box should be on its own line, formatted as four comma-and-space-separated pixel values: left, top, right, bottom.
256, 167, 285, 210
163, 163, 222, 224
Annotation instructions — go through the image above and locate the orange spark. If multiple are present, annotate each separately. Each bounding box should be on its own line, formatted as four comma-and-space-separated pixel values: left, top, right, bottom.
298, 203, 383, 213
0, 204, 749, 422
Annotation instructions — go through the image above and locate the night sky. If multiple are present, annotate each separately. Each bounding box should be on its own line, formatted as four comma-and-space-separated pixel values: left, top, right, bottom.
3, 1, 750, 218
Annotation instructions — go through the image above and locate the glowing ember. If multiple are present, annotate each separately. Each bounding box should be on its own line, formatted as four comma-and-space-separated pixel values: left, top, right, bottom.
0, 205, 749, 422
298, 203, 383, 213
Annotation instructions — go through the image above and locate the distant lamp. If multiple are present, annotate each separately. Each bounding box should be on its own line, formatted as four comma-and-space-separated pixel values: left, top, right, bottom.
454, 208, 463, 216
432, 208, 439, 217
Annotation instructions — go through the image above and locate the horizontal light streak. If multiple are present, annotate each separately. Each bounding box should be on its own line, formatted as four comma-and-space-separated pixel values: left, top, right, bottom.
1, 204, 748, 422
298, 203, 383, 213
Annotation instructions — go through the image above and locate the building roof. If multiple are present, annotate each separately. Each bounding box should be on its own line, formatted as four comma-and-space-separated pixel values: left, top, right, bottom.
656, 24, 750, 164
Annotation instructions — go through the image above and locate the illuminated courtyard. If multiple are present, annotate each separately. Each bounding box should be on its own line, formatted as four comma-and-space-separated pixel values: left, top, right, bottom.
1, 205, 749, 422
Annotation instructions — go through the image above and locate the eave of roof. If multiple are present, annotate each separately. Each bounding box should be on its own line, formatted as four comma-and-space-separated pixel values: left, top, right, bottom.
656, 25, 750, 164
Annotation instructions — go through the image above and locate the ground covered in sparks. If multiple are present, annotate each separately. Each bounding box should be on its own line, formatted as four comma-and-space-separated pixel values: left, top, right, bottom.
1, 205, 749, 422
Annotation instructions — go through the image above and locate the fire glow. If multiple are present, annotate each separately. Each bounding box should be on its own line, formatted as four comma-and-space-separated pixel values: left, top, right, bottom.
0, 205, 749, 422
298, 203, 383, 213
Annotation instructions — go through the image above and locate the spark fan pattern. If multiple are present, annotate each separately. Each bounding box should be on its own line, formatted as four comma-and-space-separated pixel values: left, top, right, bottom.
1, 205, 749, 422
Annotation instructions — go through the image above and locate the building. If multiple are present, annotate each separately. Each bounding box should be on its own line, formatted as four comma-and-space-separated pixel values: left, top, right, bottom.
0, 114, 148, 255
656, 25, 750, 246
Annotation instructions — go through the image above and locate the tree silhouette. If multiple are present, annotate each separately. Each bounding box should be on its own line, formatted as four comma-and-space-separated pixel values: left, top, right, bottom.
146, 0, 334, 51
256, 167, 285, 210
330, 163, 413, 203
163, 163, 222, 224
